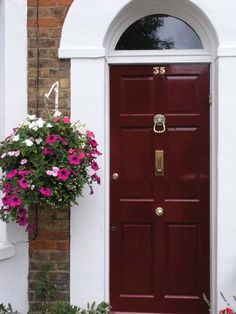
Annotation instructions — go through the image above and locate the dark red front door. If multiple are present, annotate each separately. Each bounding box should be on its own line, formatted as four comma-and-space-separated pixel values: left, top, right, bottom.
110, 64, 209, 314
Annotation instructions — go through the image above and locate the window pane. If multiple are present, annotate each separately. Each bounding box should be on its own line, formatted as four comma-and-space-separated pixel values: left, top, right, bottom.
115, 15, 203, 50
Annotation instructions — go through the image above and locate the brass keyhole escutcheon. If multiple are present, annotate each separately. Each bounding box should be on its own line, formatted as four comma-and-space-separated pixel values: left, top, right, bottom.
112, 173, 119, 180
155, 207, 164, 217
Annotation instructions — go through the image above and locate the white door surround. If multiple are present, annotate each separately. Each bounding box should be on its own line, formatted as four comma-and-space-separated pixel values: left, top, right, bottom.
59, 1, 226, 313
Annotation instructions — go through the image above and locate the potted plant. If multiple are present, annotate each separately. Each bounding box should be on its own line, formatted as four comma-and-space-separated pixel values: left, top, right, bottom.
0, 110, 101, 232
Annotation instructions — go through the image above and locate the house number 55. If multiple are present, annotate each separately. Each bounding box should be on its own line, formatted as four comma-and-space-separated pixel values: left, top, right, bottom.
153, 66, 166, 75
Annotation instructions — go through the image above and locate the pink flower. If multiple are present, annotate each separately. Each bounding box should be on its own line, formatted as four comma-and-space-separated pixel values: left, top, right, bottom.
20, 159, 28, 165
63, 116, 70, 124
18, 170, 32, 176
46, 134, 57, 144
86, 130, 95, 138
4, 183, 11, 194
91, 173, 101, 184
2, 195, 10, 206
91, 161, 99, 171
89, 139, 98, 148
68, 148, 75, 154
6, 169, 17, 179
69, 154, 81, 165
93, 149, 102, 156
9, 195, 22, 208
57, 168, 70, 181
40, 187, 52, 197
18, 215, 28, 226
17, 207, 27, 217
43, 147, 53, 156
59, 136, 68, 146
53, 116, 60, 123
52, 166, 59, 176
71, 170, 77, 176
18, 178, 29, 189
68, 152, 85, 165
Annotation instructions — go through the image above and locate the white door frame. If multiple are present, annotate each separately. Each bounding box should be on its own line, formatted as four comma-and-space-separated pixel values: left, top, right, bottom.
105, 55, 217, 313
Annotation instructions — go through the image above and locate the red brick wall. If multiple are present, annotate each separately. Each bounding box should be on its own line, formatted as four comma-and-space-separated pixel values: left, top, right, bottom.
27, 1, 73, 312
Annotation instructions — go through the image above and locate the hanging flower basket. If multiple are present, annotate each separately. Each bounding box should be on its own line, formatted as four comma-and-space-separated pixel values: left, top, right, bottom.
0, 111, 101, 231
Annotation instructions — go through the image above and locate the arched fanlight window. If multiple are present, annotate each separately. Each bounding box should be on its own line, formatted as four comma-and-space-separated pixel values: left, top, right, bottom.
115, 14, 203, 50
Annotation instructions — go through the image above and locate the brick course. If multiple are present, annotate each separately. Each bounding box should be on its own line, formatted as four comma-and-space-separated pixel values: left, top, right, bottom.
27, 0, 73, 312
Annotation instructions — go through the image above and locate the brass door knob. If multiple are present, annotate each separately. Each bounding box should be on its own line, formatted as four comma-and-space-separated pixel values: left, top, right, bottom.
112, 173, 119, 180
155, 207, 164, 217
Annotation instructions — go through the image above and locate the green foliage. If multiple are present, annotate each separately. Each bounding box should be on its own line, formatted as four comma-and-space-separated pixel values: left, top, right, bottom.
36, 264, 57, 301
35, 263, 56, 314
49, 301, 110, 314
84, 302, 110, 314
0, 303, 19, 314
49, 301, 80, 314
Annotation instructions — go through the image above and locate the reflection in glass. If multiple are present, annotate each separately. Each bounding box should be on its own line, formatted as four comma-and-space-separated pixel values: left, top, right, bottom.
115, 15, 203, 50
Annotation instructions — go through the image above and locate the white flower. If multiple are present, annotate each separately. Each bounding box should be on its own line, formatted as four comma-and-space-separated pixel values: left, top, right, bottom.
30, 185, 35, 190
20, 159, 27, 165
12, 134, 20, 142
7, 150, 20, 157
35, 138, 42, 145
46, 167, 59, 177
52, 166, 59, 176
23, 139, 34, 147
46, 170, 54, 176
28, 121, 38, 131
23, 119, 30, 126
36, 118, 45, 128
1, 153, 6, 159
27, 114, 36, 120
53, 110, 62, 117
47, 123, 53, 128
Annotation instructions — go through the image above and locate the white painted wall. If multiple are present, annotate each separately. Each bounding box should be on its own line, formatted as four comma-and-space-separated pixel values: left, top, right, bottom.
217, 56, 236, 310
59, 0, 236, 313
70, 59, 106, 306
0, 0, 28, 313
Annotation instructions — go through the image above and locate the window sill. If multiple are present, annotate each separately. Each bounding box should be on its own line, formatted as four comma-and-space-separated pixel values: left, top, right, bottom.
0, 242, 15, 260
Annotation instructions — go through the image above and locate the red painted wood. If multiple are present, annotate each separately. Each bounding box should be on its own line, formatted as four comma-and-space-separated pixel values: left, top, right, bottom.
110, 64, 210, 314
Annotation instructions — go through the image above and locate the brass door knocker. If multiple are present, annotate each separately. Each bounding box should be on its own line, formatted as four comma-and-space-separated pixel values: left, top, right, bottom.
153, 114, 166, 134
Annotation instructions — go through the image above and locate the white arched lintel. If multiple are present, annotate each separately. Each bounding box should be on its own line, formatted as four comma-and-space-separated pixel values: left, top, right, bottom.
104, 0, 218, 56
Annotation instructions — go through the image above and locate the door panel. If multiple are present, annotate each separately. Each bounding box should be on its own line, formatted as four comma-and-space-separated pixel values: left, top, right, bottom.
121, 128, 154, 198
110, 64, 209, 314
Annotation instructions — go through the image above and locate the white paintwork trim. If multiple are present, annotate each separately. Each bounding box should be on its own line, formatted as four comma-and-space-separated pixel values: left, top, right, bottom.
60, 46, 236, 59
107, 55, 212, 64
59, 47, 105, 59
